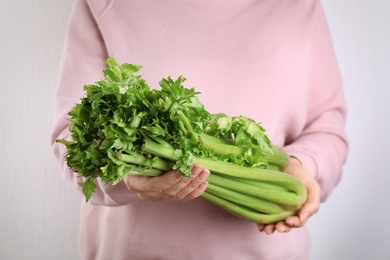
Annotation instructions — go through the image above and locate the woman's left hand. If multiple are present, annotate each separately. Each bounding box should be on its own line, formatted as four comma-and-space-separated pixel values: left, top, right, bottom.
257, 157, 321, 234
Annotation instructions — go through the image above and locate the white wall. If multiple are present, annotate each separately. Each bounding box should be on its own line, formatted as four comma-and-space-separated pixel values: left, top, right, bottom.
1, 1, 389, 260
308, 1, 390, 259
1, 1, 80, 259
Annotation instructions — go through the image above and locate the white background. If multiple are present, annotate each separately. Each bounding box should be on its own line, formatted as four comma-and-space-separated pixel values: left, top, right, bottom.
1, 0, 389, 259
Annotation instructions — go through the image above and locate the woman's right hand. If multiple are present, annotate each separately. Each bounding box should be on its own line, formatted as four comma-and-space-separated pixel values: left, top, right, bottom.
123, 164, 210, 202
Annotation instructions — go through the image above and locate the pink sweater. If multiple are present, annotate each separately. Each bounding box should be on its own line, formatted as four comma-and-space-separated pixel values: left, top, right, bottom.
52, 0, 348, 259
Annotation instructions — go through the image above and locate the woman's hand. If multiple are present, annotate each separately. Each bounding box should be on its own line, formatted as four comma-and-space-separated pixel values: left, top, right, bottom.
123, 164, 210, 202
257, 157, 321, 234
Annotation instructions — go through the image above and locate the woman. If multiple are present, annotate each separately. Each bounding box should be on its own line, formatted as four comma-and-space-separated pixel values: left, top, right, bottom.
52, 0, 348, 259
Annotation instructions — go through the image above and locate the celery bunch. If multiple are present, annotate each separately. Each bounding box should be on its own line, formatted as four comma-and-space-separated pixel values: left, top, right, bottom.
57, 57, 307, 224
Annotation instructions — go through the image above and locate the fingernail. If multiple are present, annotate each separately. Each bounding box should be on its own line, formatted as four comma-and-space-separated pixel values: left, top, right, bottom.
175, 173, 182, 179
301, 212, 310, 223
199, 181, 209, 191
285, 218, 295, 226
198, 170, 210, 182
191, 165, 202, 176
257, 225, 265, 232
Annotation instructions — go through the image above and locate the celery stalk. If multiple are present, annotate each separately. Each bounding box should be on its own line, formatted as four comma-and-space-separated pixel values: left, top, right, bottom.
207, 174, 301, 208
201, 191, 296, 224
142, 138, 307, 207
206, 183, 284, 214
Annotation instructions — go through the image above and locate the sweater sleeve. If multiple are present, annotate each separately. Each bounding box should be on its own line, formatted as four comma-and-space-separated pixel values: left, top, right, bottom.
283, 2, 348, 202
51, 0, 137, 206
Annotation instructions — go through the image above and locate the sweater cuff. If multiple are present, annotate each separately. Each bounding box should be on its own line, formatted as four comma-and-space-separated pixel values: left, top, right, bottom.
282, 147, 319, 180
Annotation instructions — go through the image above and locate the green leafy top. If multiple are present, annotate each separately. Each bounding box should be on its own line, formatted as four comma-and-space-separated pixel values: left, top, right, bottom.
57, 57, 273, 202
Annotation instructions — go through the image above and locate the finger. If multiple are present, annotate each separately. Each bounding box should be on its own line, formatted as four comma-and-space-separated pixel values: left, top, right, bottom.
171, 169, 210, 200
181, 181, 209, 202
286, 181, 321, 227
299, 180, 321, 224
147, 170, 183, 192
124, 171, 182, 201
257, 224, 265, 232
286, 206, 318, 228
275, 222, 291, 233
285, 215, 301, 227
263, 225, 276, 235
161, 173, 200, 198
140, 179, 208, 202
161, 165, 206, 198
